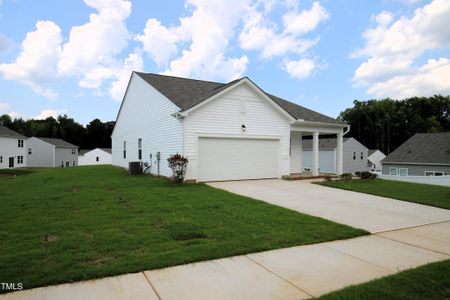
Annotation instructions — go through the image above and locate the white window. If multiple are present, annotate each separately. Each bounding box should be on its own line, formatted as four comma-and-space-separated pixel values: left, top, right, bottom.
123, 141, 126, 159
18, 139, 24, 148
399, 168, 408, 176
28, 148, 32, 155
96, 156, 99, 162
353, 152, 356, 160
360, 152, 363, 160
17, 156, 23, 164
389, 167, 398, 175
424, 171, 444, 176
71, 149, 76, 155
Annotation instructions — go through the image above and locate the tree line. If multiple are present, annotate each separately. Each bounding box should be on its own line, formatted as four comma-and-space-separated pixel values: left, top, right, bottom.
0, 114, 114, 150
339, 95, 450, 154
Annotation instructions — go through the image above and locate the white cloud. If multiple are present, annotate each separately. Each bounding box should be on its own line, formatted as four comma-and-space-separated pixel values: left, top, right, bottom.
110, 51, 144, 101
283, 1, 329, 36
353, 0, 450, 98
136, 0, 250, 81
239, 1, 328, 59
57, 0, 131, 76
7, 112, 21, 119
0, 20, 62, 99
0, 101, 10, 112
282, 58, 316, 79
135, 19, 179, 67
34, 108, 67, 120
367, 58, 450, 98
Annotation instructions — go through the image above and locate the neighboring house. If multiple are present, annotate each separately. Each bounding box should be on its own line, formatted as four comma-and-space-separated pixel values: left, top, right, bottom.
78, 148, 112, 165
367, 149, 386, 172
27, 137, 79, 167
301, 137, 369, 174
112, 72, 348, 182
0, 126, 27, 169
382, 132, 450, 176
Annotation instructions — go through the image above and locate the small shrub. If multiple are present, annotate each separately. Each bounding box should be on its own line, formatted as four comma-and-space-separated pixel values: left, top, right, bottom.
357, 171, 377, 180
167, 154, 189, 184
324, 175, 333, 182
340, 173, 353, 181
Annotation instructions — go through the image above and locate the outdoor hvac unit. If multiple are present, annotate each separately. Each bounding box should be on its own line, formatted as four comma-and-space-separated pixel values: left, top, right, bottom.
129, 161, 143, 176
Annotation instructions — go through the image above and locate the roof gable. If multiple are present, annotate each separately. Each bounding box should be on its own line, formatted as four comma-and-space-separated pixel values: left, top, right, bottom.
134, 72, 341, 125
383, 132, 450, 165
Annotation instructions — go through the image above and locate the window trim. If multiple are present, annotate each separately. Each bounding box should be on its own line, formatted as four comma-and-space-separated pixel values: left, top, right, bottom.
398, 168, 408, 176
138, 138, 142, 160
353, 152, 356, 160
389, 167, 398, 176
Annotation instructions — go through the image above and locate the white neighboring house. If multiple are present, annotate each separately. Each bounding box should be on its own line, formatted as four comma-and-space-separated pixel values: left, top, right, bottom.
27, 137, 79, 167
0, 125, 27, 169
78, 148, 112, 165
367, 149, 386, 172
301, 137, 369, 174
112, 72, 349, 182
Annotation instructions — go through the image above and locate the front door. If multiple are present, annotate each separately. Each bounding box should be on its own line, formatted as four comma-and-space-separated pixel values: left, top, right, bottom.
9, 157, 14, 168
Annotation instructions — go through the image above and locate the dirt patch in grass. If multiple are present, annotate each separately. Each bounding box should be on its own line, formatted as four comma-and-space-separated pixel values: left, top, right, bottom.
43, 234, 59, 243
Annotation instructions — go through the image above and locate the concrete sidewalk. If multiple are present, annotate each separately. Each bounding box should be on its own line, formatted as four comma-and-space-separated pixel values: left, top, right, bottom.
3, 221, 449, 300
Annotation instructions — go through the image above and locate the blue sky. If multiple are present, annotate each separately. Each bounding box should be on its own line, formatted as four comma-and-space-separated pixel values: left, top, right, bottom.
0, 0, 448, 124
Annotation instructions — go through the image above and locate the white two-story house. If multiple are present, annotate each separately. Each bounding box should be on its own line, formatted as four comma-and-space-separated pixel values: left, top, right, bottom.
0, 125, 27, 169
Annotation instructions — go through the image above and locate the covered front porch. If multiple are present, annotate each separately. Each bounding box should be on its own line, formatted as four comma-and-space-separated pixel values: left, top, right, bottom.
289, 121, 349, 176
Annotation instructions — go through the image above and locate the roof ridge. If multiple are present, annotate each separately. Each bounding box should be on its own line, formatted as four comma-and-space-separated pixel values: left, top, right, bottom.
135, 71, 227, 86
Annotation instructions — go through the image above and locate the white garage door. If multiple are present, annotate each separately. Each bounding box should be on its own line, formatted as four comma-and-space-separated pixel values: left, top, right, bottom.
302, 149, 336, 173
198, 137, 279, 182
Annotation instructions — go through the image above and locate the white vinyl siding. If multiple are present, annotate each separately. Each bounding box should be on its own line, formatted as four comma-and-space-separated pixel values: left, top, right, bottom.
197, 137, 279, 182
78, 148, 112, 165
183, 83, 291, 181
111, 73, 182, 177
0, 136, 27, 169
26, 137, 54, 167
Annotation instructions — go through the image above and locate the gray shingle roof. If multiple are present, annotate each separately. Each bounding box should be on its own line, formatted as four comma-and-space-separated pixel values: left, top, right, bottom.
368, 149, 377, 156
135, 72, 341, 125
36, 137, 78, 148
382, 132, 450, 165
0, 125, 26, 138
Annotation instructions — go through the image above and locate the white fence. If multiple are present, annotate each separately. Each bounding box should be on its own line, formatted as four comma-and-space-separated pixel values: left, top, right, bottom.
379, 174, 450, 187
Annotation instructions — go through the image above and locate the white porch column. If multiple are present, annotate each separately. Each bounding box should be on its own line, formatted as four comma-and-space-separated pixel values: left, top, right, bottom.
312, 131, 319, 176
336, 131, 343, 175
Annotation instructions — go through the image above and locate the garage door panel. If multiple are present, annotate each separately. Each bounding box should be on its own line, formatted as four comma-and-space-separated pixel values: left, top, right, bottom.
198, 138, 279, 182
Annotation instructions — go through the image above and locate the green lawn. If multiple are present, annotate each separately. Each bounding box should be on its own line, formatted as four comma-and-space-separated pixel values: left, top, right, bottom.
0, 166, 366, 292
319, 259, 450, 299
320, 179, 450, 209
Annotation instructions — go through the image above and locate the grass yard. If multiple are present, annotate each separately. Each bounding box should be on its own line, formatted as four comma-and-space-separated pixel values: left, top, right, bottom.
320, 179, 450, 210
319, 259, 450, 299
0, 166, 366, 292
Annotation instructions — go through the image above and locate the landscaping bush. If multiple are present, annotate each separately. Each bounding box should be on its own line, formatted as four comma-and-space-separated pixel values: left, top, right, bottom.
324, 175, 333, 182
357, 171, 377, 180
167, 154, 189, 183
340, 173, 353, 181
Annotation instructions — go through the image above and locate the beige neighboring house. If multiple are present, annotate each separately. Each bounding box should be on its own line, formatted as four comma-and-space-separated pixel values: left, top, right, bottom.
27, 137, 79, 167
0, 125, 27, 169
78, 148, 112, 165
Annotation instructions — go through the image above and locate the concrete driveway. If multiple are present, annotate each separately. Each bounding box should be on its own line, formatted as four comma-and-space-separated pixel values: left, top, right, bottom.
208, 179, 450, 233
